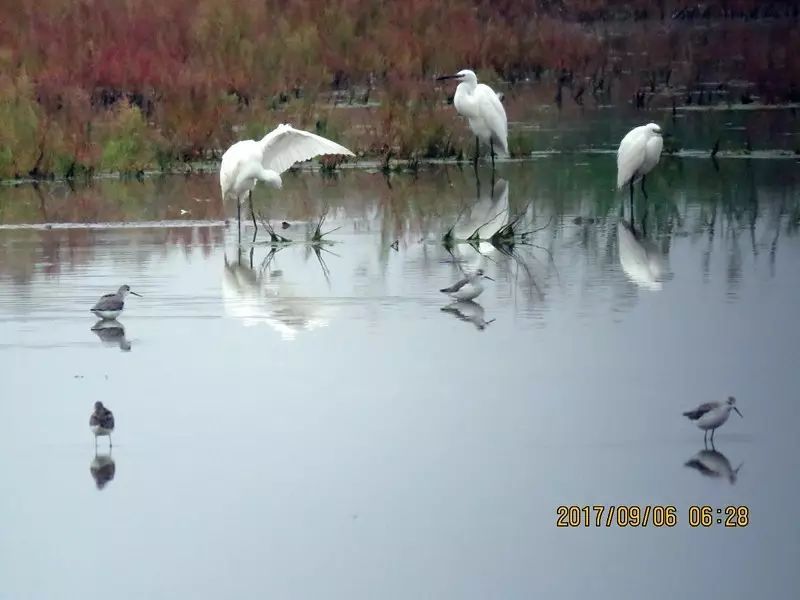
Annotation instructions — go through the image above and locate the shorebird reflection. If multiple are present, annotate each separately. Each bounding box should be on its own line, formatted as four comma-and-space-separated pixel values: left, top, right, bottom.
91, 320, 131, 351
441, 300, 495, 330
90, 452, 116, 490
684, 448, 742, 485
617, 219, 670, 291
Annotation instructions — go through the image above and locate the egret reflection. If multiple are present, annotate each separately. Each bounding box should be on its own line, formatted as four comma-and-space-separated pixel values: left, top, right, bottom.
684, 448, 742, 485
446, 178, 509, 256
90, 452, 116, 490
617, 219, 670, 291
222, 245, 336, 341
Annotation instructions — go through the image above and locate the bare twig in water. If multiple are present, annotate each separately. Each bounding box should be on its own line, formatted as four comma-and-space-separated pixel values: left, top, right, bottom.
311, 205, 342, 242
467, 207, 507, 241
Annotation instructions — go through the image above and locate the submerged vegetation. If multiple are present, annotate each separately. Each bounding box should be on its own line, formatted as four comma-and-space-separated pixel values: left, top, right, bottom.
0, 0, 798, 179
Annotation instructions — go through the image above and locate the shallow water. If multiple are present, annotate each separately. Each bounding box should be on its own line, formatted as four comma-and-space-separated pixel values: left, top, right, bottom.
1, 156, 799, 599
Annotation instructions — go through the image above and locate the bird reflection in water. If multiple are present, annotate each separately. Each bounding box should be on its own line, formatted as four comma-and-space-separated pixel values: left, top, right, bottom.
222, 242, 336, 341
684, 447, 743, 485
441, 300, 495, 330
90, 452, 116, 490
617, 219, 670, 291
91, 320, 131, 351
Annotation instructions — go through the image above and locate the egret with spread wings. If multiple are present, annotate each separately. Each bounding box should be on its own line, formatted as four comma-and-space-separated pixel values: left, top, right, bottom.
219, 124, 354, 241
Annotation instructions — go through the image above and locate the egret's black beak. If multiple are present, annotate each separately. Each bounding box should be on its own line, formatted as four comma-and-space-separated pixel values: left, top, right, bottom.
733, 407, 743, 418
130, 291, 142, 297
436, 74, 461, 81
483, 275, 495, 281
660, 131, 673, 138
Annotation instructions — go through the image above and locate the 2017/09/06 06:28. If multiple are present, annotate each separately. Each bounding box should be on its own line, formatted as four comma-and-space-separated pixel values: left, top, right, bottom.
555, 505, 750, 528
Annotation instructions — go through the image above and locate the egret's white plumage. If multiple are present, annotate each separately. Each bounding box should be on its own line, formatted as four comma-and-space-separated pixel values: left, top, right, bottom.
219, 124, 354, 235
616, 123, 663, 190
438, 69, 508, 166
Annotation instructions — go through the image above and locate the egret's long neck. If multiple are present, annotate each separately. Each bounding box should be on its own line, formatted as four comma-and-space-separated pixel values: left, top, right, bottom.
453, 82, 479, 118
237, 162, 281, 189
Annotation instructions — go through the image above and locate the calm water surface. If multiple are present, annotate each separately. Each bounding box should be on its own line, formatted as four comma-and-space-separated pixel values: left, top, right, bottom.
1, 157, 799, 599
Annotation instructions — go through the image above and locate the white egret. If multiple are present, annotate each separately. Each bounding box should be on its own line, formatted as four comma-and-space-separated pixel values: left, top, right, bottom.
440, 269, 494, 301
683, 396, 743, 445
616, 123, 664, 222
437, 69, 509, 168
219, 124, 354, 240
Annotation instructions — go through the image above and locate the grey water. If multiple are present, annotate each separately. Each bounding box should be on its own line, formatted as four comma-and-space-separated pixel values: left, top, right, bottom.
1, 156, 799, 599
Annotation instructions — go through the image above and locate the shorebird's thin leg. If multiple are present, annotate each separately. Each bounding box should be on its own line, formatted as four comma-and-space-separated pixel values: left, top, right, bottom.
109, 435, 113, 449
703, 429, 708, 446
473, 136, 479, 170
94, 436, 98, 451
641, 174, 648, 201
490, 139, 496, 170
249, 191, 258, 241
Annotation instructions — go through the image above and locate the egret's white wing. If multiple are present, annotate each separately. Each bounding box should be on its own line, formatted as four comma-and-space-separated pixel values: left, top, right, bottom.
476, 84, 508, 155
643, 134, 664, 173
616, 126, 648, 189
260, 124, 354, 175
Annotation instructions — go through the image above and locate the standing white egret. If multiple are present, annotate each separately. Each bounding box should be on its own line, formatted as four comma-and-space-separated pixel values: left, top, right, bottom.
436, 69, 508, 169
220, 124, 354, 241
617, 123, 664, 222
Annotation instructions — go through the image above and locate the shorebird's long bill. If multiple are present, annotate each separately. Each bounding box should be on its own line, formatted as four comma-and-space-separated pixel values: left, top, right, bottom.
483, 275, 495, 281
436, 74, 461, 81
733, 407, 743, 418
130, 291, 143, 297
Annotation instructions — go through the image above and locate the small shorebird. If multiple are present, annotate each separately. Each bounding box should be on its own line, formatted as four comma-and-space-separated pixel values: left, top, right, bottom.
90, 285, 141, 320
683, 396, 742, 444
440, 269, 494, 301
90, 401, 115, 449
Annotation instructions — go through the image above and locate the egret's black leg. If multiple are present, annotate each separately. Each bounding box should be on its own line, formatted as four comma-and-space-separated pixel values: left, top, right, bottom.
474, 136, 479, 169
237, 200, 241, 245
629, 180, 635, 228
641, 174, 648, 201
249, 190, 258, 241
490, 139, 496, 170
